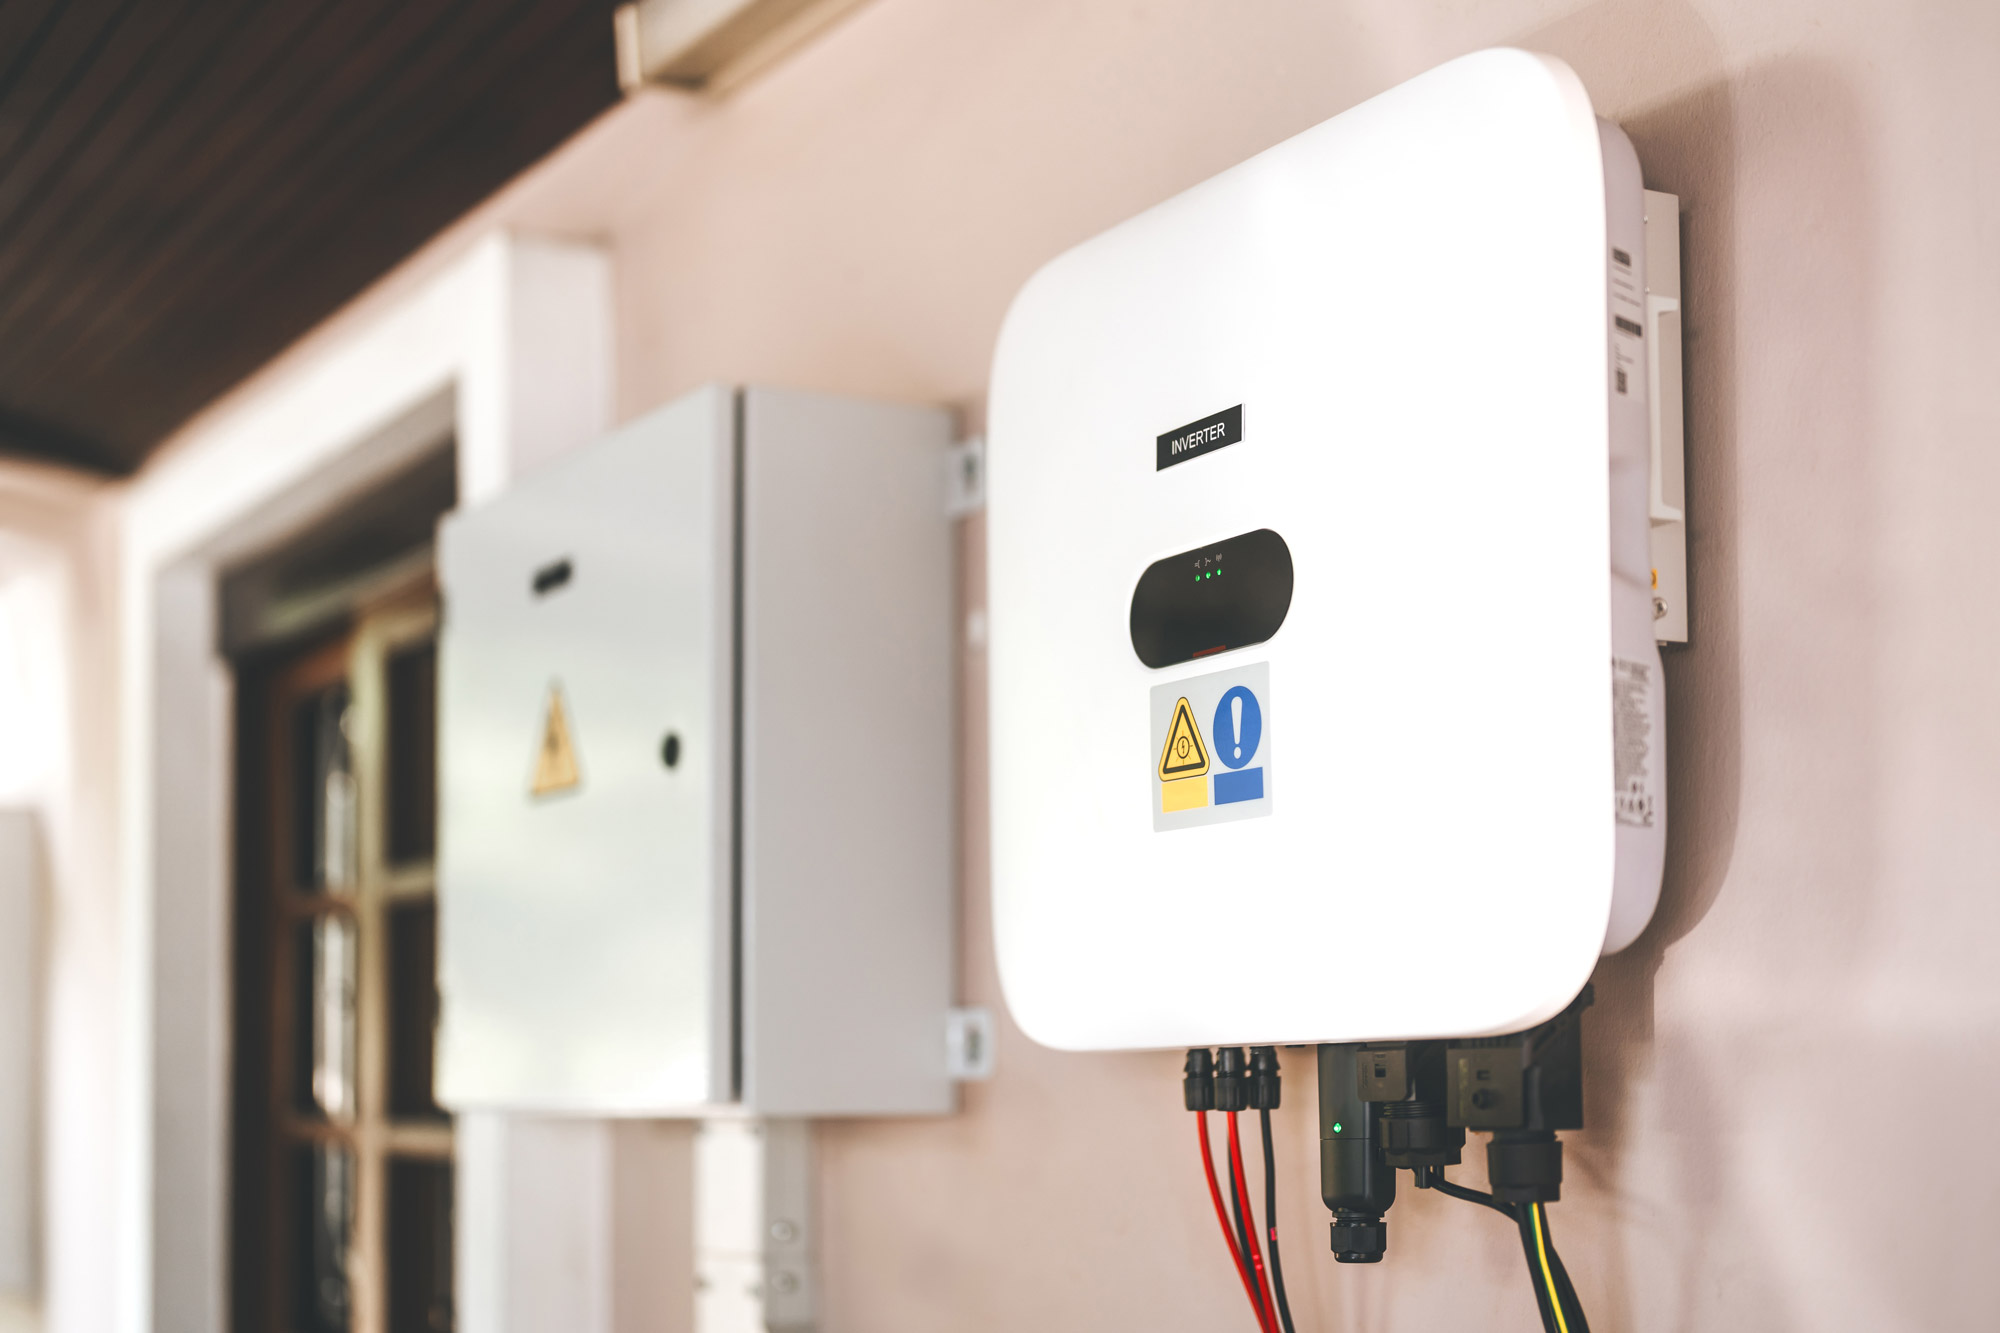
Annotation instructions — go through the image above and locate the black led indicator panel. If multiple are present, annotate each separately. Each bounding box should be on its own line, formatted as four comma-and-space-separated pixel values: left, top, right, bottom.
1128, 529, 1293, 669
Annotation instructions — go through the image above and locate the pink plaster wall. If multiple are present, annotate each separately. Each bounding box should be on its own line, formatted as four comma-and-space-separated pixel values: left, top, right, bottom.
147, 0, 2000, 1327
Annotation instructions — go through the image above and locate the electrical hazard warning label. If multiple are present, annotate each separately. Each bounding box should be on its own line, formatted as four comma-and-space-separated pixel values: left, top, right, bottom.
1158, 697, 1211, 811
1151, 661, 1273, 831
530, 682, 583, 798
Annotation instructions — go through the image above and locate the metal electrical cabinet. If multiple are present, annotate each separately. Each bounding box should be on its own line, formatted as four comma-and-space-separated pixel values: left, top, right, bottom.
435, 384, 957, 1117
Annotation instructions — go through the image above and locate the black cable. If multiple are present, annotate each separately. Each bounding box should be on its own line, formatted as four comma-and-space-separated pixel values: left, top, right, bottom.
1428, 1173, 1517, 1219
1429, 1171, 1563, 1332
1514, 1207, 1562, 1333
1550, 1247, 1589, 1333
1258, 1108, 1296, 1333
1509, 1202, 1594, 1333
1428, 1169, 1588, 1333
1534, 1204, 1592, 1333
1432, 1160, 1568, 1328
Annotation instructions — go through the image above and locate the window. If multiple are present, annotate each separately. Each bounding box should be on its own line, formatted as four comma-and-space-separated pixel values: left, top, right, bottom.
234, 589, 451, 1333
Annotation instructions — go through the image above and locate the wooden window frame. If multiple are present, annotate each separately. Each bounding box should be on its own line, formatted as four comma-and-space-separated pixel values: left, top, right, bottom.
233, 579, 449, 1333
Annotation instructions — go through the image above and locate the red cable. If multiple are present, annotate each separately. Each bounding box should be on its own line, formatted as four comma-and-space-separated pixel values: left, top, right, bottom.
1199, 1112, 1274, 1332
1227, 1110, 1279, 1330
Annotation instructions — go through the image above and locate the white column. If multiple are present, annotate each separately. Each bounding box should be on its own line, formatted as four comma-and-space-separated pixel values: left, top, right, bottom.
456, 1115, 616, 1333
450, 233, 626, 1333
456, 233, 615, 506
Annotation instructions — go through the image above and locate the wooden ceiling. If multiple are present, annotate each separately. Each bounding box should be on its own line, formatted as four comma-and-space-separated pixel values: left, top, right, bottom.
0, 0, 623, 475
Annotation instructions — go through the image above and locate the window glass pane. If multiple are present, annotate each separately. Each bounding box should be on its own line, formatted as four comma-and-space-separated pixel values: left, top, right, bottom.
386, 640, 438, 865
388, 1158, 454, 1333
387, 900, 443, 1119
290, 696, 317, 889
313, 914, 358, 1122
292, 913, 357, 1123
292, 683, 357, 892
291, 1142, 354, 1333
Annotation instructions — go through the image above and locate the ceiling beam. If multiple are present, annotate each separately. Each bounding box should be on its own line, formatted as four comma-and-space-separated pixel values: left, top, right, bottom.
613, 0, 870, 94
0, 405, 122, 475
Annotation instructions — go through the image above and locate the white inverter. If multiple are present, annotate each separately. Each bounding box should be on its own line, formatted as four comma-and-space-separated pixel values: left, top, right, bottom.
986, 49, 1668, 1052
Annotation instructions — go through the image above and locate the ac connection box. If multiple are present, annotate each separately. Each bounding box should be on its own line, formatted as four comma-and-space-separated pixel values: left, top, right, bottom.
436, 385, 958, 1116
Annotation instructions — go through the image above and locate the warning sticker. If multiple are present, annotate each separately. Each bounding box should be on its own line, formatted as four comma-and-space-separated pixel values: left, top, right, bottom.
1158, 696, 1211, 812
1610, 243, 1644, 398
1151, 661, 1273, 831
531, 682, 583, 798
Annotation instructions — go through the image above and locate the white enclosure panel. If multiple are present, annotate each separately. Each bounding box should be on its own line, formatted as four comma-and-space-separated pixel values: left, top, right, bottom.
987, 48, 1620, 1050
1601, 126, 1669, 954
1644, 188, 1689, 646
739, 388, 956, 1116
438, 386, 737, 1111
0, 811, 36, 1296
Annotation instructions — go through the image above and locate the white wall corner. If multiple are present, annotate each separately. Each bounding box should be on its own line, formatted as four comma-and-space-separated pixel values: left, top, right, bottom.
0, 811, 40, 1300
146, 566, 229, 1333
457, 233, 616, 505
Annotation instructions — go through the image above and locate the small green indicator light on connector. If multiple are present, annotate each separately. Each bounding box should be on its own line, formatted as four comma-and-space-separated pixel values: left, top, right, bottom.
1332, 1121, 1343, 1134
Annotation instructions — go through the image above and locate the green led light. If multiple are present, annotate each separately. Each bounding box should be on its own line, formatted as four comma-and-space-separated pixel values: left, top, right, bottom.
1332, 1121, 1343, 1133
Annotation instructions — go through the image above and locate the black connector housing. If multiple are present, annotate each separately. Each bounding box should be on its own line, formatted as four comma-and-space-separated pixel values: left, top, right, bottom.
1364, 1042, 1465, 1171
1444, 986, 1592, 1134
1248, 1046, 1282, 1110
1443, 988, 1591, 1202
1215, 1047, 1250, 1112
1487, 1129, 1564, 1204
1318, 1044, 1394, 1262
1314, 987, 1596, 1257
1183, 1048, 1215, 1112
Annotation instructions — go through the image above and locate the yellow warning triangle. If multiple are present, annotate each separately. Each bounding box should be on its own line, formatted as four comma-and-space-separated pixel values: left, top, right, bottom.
1158, 696, 1210, 780
531, 683, 582, 797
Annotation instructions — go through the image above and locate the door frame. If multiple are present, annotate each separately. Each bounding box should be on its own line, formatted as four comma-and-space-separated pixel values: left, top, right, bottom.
114, 233, 611, 1333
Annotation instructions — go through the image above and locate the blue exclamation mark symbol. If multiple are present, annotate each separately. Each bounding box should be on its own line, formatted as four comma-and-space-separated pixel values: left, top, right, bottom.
1212, 685, 1264, 805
